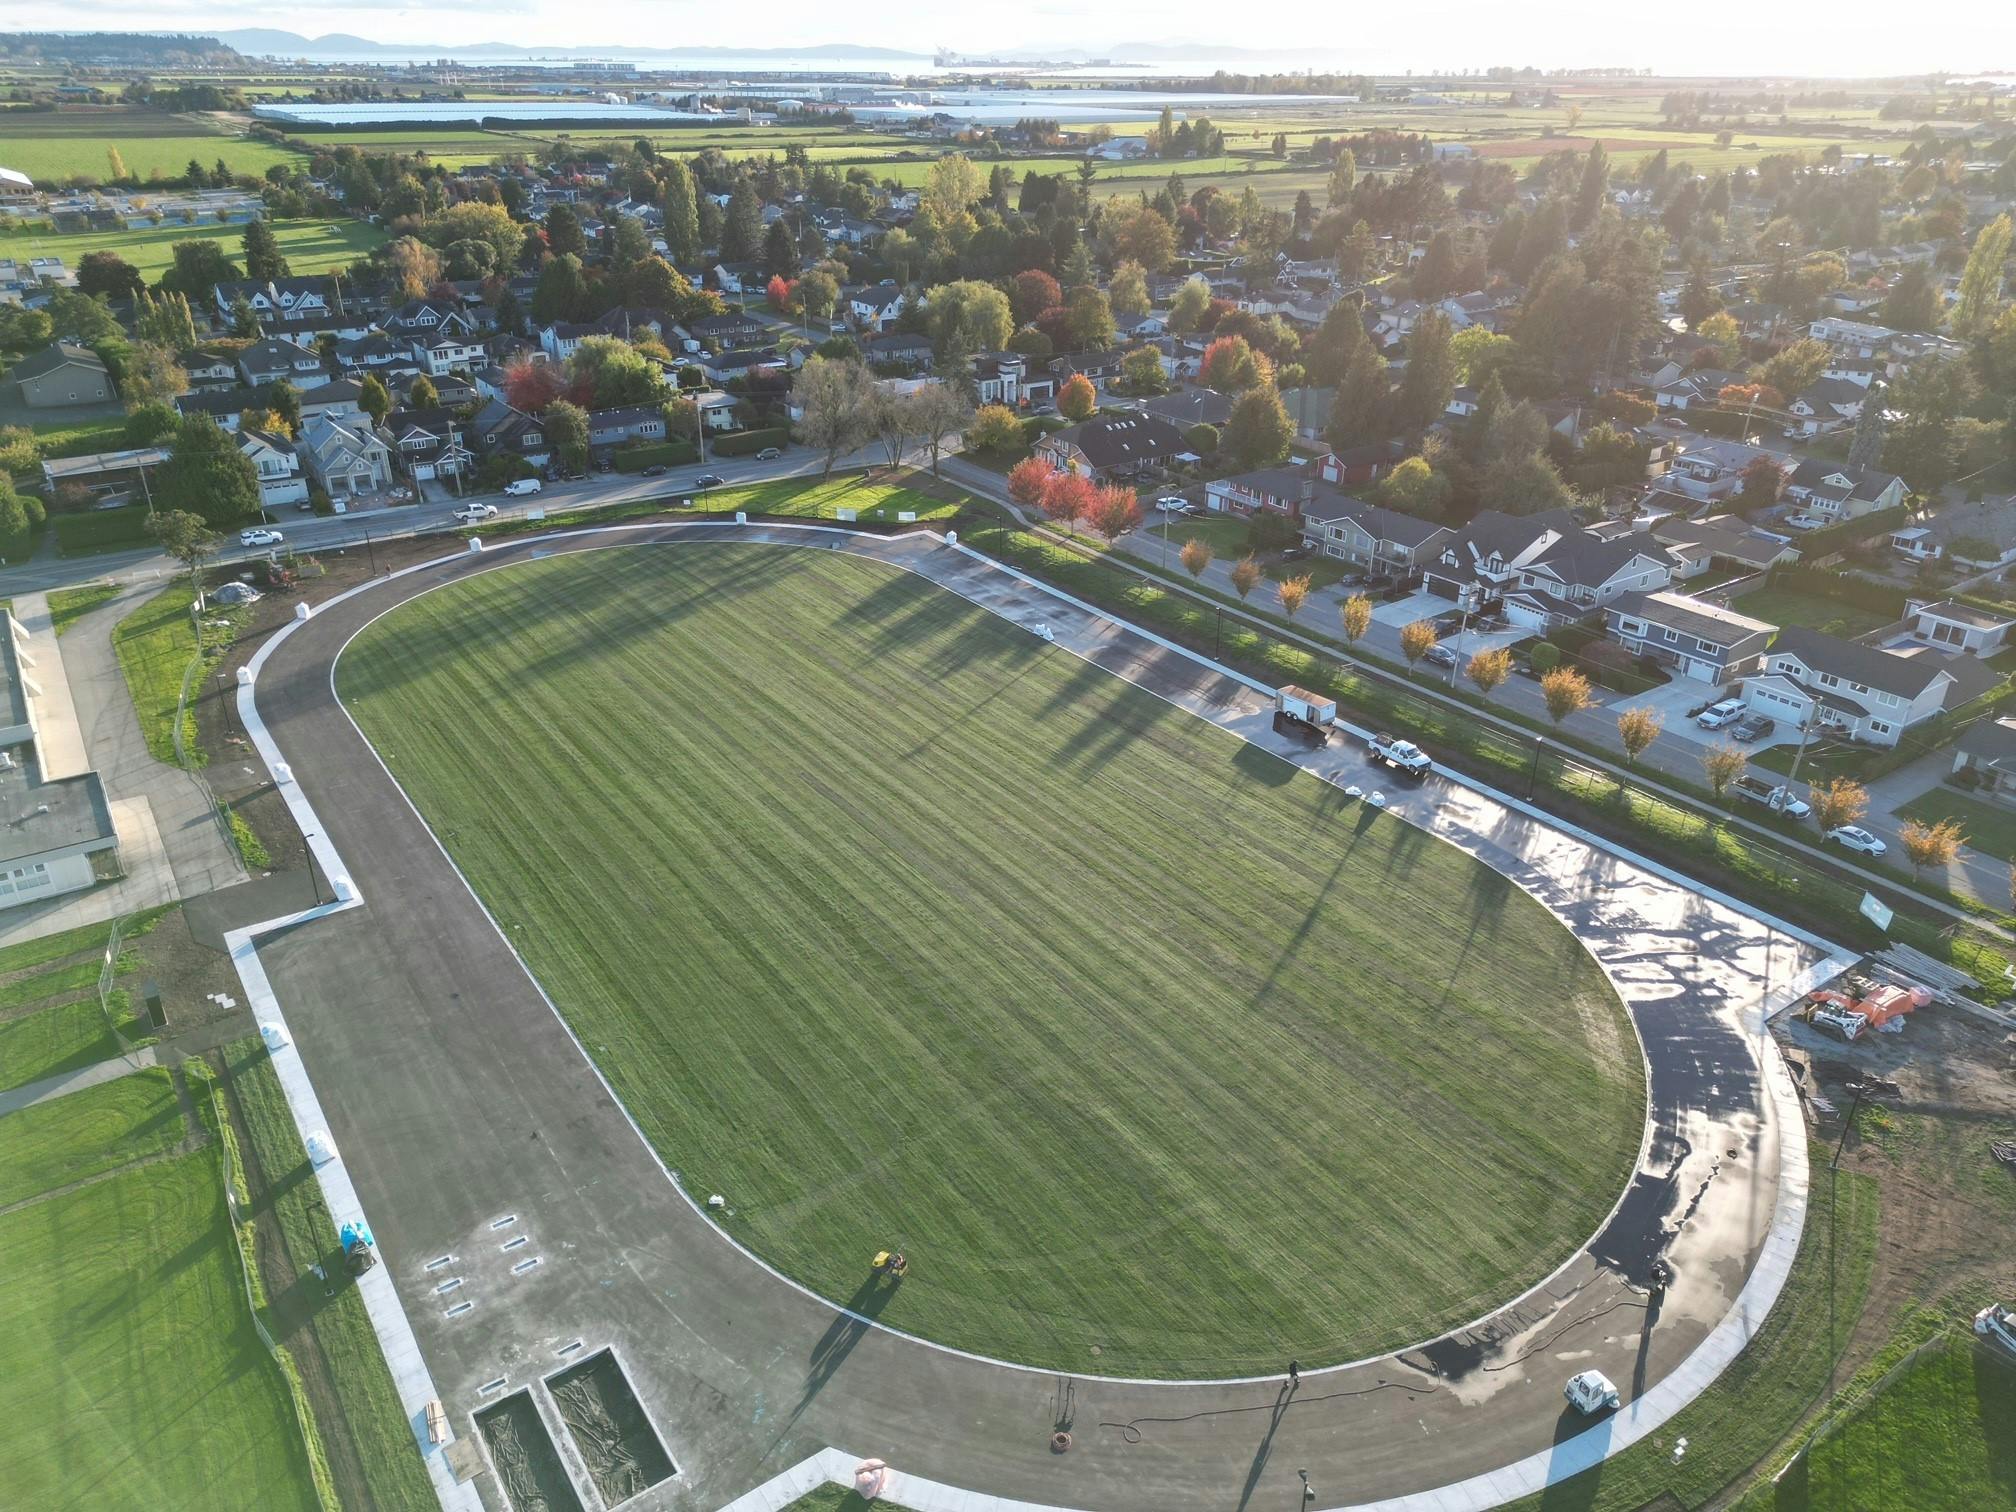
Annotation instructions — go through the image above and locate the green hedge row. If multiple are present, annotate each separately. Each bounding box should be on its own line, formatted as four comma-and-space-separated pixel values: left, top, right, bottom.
53, 504, 152, 556
710, 427, 791, 458
612, 442, 699, 472
1801, 504, 1908, 557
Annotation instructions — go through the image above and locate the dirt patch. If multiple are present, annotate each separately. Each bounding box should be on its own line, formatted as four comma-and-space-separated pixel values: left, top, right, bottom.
1775, 1005, 2016, 1376
545, 1351, 674, 1507
476, 1392, 584, 1512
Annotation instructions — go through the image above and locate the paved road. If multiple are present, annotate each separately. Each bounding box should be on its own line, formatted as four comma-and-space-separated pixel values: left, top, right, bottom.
239, 520, 1839, 1512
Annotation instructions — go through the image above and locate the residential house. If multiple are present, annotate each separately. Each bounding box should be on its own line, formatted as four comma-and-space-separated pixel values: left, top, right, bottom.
212, 275, 341, 324
174, 388, 257, 432
178, 347, 238, 391
1905, 599, 2014, 657
1205, 465, 1320, 517
1782, 458, 1907, 522
382, 407, 474, 482
1820, 357, 1885, 387
682, 311, 765, 349
1297, 489, 1453, 577
1604, 590, 1774, 684
1316, 439, 1407, 488
1277, 386, 1336, 441
864, 332, 933, 372
1137, 388, 1236, 430
1887, 497, 2016, 569
539, 321, 598, 362
1786, 377, 1867, 436
1742, 625, 1990, 746
381, 299, 474, 341
413, 327, 489, 377
710, 261, 768, 297
1650, 513, 1801, 578
845, 282, 907, 332
972, 353, 1030, 408
236, 337, 324, 389
236, 427, 308, 508
588, 404, 668, 452
1807, 315, 1896, 358
1655, 367, 1743, 411
297, 377, 366, 422
1049, 349, 1130, 390
694, 347, 788, 384
466, 398, 553, 468
332, 331, 420, 380
1033, 413, 1190, 480
1664, 438, 1795, 502
1950, 716, 2016, 798
8, 342, 112, 407
297, 413, 394, 499
1422, 510, 1673, 627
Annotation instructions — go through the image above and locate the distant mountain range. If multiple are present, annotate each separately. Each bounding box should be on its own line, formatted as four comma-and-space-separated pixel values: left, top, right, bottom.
206, 30, 935, 61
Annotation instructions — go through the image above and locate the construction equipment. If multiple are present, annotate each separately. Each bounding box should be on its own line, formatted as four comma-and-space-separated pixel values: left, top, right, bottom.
871, 1249, 908, 1281
340, 1219, 378, 1277
1805, 980, 1930, 1039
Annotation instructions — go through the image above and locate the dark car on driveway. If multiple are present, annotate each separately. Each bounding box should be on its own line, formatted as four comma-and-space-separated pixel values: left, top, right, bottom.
1423, 644, 1459, 669
693, 474, 726, 490
1731, 713, 1775, 742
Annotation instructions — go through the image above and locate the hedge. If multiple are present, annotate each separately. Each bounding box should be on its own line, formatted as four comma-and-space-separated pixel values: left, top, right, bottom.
53, 503, 153, 556
710, 427, 790, 458
612, 442, 698, 472
1801, 504, 1908, 558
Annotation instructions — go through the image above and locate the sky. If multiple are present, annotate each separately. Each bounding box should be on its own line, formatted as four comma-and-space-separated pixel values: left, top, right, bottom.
3, 0, 2014, 79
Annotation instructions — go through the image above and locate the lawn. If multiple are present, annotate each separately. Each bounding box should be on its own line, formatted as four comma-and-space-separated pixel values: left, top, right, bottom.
0, 996, 144, 1092
0, 1066, 184, 1207
0, 217, 383, 285
1732, 587, 1895, 639
1896, 788, 2016, 859
0, 1132, 319, 1511
339, 540, 1643, 1376
47, 582, 121, 634
1738, 1333, 2016, 1512
221, 1037, 437, 1512
53, 503, 155, 557
113, 583, 200, 765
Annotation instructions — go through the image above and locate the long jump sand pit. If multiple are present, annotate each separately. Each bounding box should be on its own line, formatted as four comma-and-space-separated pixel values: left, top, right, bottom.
475, 1391, 584, 1512
545, 1349, 676, 1506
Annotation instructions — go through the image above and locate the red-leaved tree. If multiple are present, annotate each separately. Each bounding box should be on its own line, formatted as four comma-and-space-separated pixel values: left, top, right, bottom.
1087, 483, 1142, 542
1006, 455, 1056, 508
504, 358, 564, 413
1011, 269, 1063, 325
767, 274, 796, 313
1040, 469, 1096, 535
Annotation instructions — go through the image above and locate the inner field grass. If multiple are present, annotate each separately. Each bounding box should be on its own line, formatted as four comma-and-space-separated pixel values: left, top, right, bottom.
0, 1142, 320, 1511
340, 542, 1643, 1376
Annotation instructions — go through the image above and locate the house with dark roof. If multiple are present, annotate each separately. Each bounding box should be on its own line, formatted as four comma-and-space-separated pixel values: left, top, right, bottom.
1786, 378, 1868, 436
1783, 459, 1907, 522
588, 404, 668, 451
178, 347, 238, 391
682, 310, 765, 348
1421, 510, 1671, 627
1604, 589, 1775, 684
8, 342, 112, 408
1138, 388, 1236, 429
383, 406, 475, 482
467, 398, 553, 467
237, 427, 307, 508
1205, 465, 1319, 517
1950, 715, 2016, 797
212, 275, 342, 324
236, 336, 324, 388
1297, 489, 1453, 577
1742, 625, 1990, 746
864, 332, 933, 372
1033, 413, 1191, 480
1887, 497, 2016, 570
174, 387, 258, 432
1650, 513, 1802, 578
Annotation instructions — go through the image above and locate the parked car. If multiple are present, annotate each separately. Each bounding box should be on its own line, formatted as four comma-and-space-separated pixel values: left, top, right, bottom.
503, 478, 542, 497
1696, 698, 1747, 730
1784, 512, 1830, 531
238, 527, 283, 548
755, 447, 783, 460
1422, 644, 1458, 669
1824, 825, 1887, 856
641, 464, 669, 477
1730, 714, 1775, 741
1564, 1370, 1620, 1415
452, 503, 499, 523
1156, 495, 1188, 513
693, 474, 726, 490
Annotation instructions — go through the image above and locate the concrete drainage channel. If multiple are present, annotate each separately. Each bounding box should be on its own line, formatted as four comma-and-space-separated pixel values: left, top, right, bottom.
473, 1348, 676, 1512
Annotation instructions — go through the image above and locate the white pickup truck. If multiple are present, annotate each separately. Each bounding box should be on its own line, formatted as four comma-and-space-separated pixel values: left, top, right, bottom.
452, 503, 499, 523
1731, 774, 1811, 818
1367, 732, 1432, 778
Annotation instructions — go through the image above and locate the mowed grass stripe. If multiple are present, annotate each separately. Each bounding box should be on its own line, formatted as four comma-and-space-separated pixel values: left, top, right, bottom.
0, 1145, 320, 1511
341, 543, 1642, 1375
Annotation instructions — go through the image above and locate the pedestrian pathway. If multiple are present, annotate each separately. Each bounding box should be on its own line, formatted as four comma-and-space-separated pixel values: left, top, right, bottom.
0, 1042, 160, 1118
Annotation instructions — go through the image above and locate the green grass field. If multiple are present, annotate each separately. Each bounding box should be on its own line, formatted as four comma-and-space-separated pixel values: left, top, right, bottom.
0, 1067, 184, 1208
113, 584, 199, 765
0, 218, 383, 284
1739, 1333, 2016, 1512
1733, 587, 1896, 639
47, 582, 121, 635
0, 996, 144, 1092
1896, 789, 2016, 859
340, 539, 1643, 1376
0, 108, 300, 183
0, 1111, 319, 1511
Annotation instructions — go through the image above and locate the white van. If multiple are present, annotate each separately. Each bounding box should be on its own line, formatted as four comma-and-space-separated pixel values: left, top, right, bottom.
503, 478, 543, 497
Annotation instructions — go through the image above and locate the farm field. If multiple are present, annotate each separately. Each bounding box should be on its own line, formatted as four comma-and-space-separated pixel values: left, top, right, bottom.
0, 216, 384, 283
0, 1089, 319, 1512
340, 536, 1644, 1377
0, 107, 300, 184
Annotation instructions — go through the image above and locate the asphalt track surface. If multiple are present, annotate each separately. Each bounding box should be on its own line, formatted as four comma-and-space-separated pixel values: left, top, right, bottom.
243, 521, 1846, 1512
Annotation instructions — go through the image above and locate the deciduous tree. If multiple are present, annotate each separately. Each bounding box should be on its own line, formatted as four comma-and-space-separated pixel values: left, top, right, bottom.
1006, 455, 1056, 507
1616, 706, 1663, 765
1039, 469, 1095, 535
1277, 572, 1312, 620
144, 508, 219, 591
1898, 817, 1965, 876
791, 355, 875, 478
969, 403, 1024, 454
1399, 619, 1438, 669
1087, 483, 1142, 543
1180, 536, 1213, 579
1809, 777, 1870, 833
1339, 593, 1372, 646
545, 399, 591, 474
1540, 666, 1592, 726
1225, 383, 1293, 468
1467, 647, 1513, 698
1228, 554, 1262, 600
1702, 741, 1746, 800
1058, 372, 1097, 422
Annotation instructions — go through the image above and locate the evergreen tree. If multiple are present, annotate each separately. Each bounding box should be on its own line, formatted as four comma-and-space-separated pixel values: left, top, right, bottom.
722, 181, 764, 264
358, 374, 392, 427
660, 162, 701, 264
241, 218, 290, 282
544, 204, 588, 259
1397, 310, 1458, 431
764, 218, 799, 279
156, 414, 261, 527
1330, 346, 1390, 447
1848, 383, 1889, 470
1572, 143, 1609, 231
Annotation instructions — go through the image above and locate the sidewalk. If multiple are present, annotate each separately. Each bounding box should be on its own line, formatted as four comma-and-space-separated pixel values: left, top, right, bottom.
0, 1043, 160, 1118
